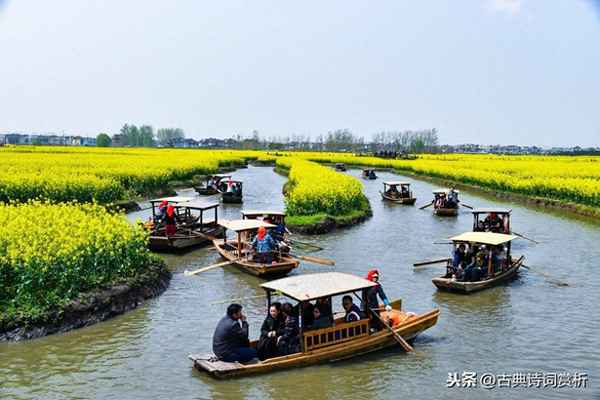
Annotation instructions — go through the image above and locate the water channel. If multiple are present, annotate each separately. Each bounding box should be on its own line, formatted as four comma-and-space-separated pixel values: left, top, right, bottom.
1, 166, 598, 400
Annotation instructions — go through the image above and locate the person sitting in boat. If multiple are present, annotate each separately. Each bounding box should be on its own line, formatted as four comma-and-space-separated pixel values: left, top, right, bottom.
212, 303, 257, 363
342, 295, 364, 322
308, 305, 331, 330
316, 297, 333, 321
301, 302, 315, 328
451, 244, 466, 273
257, 302, 283, 361
386, 185, 399, 198
401, 185, 409, 198
484, 213, 502, 232
251, 226, 276, 263
435, 193, 447, 208
164, 204, 179, 236
369, 170, 376, 179
365, 269, 392, 330
463, 253, 485, 282
446, 188, 458, 208
276, 303, 300, 355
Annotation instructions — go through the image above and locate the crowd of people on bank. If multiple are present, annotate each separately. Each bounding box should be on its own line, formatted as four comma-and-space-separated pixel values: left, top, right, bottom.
211, 269, 393, 363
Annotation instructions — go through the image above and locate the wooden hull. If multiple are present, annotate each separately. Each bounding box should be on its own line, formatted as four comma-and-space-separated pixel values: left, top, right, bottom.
362, 174, 377, 180
380, 192, 416, 205
149, 226, 224, 252
222, 193, 243, 204
194, 186, 219, 196
434, 207, 458, 216
213, 239, 299, 278
190, 307, 440, 379
432, 258, 523, 293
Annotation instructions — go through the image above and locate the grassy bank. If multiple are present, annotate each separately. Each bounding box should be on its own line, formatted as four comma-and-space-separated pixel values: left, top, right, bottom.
0, 202, 163, 331
276, 158, 372, 231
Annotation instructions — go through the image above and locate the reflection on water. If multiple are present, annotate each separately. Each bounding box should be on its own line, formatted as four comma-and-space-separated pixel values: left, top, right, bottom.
1, 166, 599, 400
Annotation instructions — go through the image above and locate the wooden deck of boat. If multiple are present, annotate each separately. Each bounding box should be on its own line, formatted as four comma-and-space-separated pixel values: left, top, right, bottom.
190, 307, 440, 379
213, 239, 299, 278
432, 259, 523, 293
381, 192, 416, 204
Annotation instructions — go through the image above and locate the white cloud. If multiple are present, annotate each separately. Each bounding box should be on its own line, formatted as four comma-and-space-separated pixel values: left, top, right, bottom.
489, 0, 522, 15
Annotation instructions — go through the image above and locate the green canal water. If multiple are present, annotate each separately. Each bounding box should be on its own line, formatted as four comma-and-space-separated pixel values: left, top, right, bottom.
1, 166, 598, 399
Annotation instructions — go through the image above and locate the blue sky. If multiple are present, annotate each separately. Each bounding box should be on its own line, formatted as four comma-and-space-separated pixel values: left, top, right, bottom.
0, 0, 598, 146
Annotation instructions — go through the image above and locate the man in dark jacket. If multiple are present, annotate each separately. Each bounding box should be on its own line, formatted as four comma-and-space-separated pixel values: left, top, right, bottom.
212, 304, 257, 363
342, 295, 364, 322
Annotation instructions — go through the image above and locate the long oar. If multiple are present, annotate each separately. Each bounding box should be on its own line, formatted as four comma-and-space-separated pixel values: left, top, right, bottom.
370, 309, 414, 352
184, 260, 237, 276
419, 201, 434, 210
288, 239, 324, 251
512, 231, 540, 244
413, 258, 450, 268
460, 202, 474, 209
290, 254, 335, 266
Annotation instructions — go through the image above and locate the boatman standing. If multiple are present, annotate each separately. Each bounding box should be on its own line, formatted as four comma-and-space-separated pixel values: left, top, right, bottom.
365, 269, 392, 330
212, 304, 257, 363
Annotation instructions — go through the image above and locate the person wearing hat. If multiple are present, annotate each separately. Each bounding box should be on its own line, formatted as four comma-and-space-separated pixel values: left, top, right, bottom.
365, 269, 392, 330
251, 226, 276, 264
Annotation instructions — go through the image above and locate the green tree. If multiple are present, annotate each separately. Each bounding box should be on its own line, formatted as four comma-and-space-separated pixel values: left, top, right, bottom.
96, 133, 112, 147
156, 128, 185, 147
139, 125, 155, 147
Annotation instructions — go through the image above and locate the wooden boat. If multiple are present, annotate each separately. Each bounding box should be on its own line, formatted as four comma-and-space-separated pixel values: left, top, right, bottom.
194, 174, 231, 196
472, 208, 512, 234
147, 197, 225, 251
190, 272, 440, 379
380, 181, 416, 205
432, 231, 524, 294
212, 219, 299, 278
221, 180, 243, 204
334, 163, 347, 172
432, 189, 459, 216
361, 169, 377, 180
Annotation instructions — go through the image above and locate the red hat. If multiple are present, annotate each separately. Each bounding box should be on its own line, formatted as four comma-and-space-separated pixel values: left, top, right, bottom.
366, 269, 379, 282
257, 226, 266, 240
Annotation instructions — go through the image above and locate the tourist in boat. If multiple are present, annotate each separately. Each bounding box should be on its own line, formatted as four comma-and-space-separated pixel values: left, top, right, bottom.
257, 302, 283, 360
164, 204, 179, 236
435, 193, 446, 208
342, 295, 363, 322
452, 244, 466, 271
401, 185, 409, 198
301, 302, 315, 327
276, 303, 300, 355
386, 185, 399, 198
251, 226, 276, 263
212, 304, 257, 363
316, 297, 333, 322
463, 253, 485, 282
447, 188, 458, 207
309, 305, 331, 330
484, 213, 502, 232
365, 269, 392, 330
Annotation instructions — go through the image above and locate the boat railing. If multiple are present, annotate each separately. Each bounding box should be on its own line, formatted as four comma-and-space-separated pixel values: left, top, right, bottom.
303, 319, 370, 352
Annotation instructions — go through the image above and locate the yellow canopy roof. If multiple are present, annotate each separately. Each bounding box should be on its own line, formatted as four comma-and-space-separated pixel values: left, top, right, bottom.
149, 196, 194, 204
218, 219, 275, 232
449, 231, 517, 246
261, 272, 377, 301
383, 181, 410, 186
241, 210, 286, 217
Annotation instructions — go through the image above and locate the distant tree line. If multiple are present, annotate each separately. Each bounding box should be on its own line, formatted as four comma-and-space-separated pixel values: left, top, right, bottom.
97, 124, 186, 147
201, 128, 439, 153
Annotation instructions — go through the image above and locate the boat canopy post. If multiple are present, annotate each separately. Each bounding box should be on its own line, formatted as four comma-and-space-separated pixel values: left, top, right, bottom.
199, 209, 204, 232
298, 301, 305, 352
